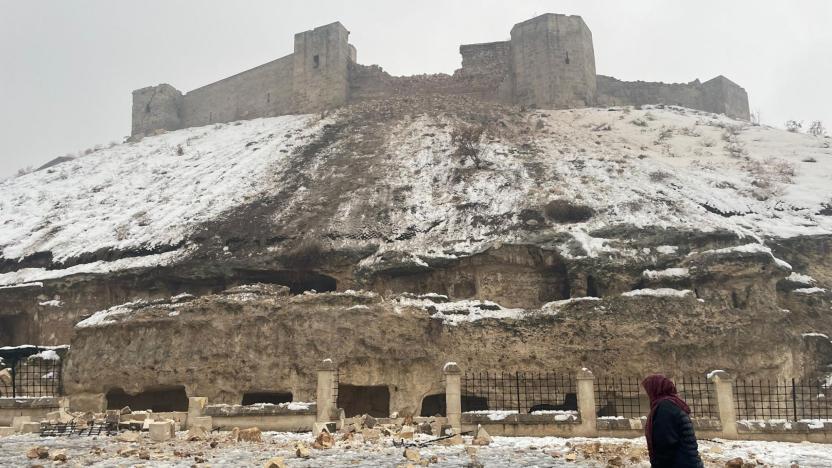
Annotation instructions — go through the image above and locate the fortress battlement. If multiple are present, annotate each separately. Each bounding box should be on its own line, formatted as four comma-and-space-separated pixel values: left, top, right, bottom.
131, 14, 750, 136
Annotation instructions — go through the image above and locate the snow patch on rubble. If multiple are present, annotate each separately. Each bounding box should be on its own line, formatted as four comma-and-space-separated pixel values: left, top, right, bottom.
75, 300, 147, 329
787, 272, 817, 285
794, 287, 827, 295
28, 349, 60, 361
542, 297, 601, 309
692, 243, 792, 269
0, 247, 192, 287
802, 333, 830, 339
465, 410, 517, 421
622, 288, 693, 298
38, 299, 62, 307
643, 267, 690, 279
396, 296, 526, 325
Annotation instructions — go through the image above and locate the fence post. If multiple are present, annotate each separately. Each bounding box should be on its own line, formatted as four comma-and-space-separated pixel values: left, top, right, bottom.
443, 362, 462, 433
186, 396, 208, 429
708, 370, 738, 438
576, 368, 597, 435
316, 358, 337, 422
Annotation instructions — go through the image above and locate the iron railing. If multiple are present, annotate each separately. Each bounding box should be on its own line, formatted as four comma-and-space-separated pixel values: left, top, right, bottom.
733, 378, 832, 421
462, 371, 576, 413
594, 375, 716, 419
0, 354, 63, 398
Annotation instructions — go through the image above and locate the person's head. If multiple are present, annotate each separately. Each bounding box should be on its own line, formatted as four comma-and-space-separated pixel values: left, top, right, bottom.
641, 374, 678, 403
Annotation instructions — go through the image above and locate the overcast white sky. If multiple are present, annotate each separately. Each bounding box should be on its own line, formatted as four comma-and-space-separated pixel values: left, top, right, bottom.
1, 0, 830, 178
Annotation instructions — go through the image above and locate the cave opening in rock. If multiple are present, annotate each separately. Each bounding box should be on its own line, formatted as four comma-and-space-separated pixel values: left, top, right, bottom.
241, 391, 293, 405
461, 395, 489, 412
420, 393, 446, 417
337, 384, 390, 417
106, 385, 189, 412
234, 269, 337, 294
586, 275, 599, 297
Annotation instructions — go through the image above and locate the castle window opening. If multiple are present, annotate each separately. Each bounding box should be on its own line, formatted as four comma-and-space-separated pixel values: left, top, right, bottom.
106, 385, 189, 412
565, 52, 570, 64
313, 55, 320, 68
145, 103, 151, 113
420, 393, 446, 417
267, 92, 271, 103
241, 391, 292, 405
337, 384, 389, 417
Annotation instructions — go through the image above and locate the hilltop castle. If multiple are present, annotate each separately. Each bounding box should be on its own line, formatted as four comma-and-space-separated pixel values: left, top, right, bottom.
131, 13, 750, 136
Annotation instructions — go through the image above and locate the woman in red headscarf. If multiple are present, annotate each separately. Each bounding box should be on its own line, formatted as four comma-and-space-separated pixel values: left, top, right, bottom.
642, 374, 704, 468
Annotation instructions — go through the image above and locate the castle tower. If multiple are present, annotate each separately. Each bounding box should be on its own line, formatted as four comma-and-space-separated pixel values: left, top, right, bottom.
131, 84, 183, 136
292, 22, 351, 113
508, 14, 597, 109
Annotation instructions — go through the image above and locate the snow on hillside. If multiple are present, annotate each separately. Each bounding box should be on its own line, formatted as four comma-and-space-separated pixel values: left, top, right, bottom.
0, 115, 322, 268
1, 104, 831, 286
353, 105, 832, 265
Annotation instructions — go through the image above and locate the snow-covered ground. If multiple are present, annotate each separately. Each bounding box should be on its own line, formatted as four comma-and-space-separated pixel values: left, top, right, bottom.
1, 432, 832, 467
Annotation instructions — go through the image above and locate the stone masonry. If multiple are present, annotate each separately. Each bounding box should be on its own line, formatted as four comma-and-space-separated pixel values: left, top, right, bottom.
131, 13, 750, 136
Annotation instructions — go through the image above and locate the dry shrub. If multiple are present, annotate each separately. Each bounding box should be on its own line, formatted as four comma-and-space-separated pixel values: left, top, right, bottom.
450, 124, 486, 168
281, 239, 324, 270
649, 170, 672, 182
543, 199, 594, 223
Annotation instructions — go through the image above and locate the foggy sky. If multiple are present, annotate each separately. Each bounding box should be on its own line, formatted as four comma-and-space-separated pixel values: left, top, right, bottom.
1, 0, 830, 178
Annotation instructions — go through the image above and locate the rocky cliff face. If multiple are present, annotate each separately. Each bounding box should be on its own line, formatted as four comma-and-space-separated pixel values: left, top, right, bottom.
2, 97, 832, 405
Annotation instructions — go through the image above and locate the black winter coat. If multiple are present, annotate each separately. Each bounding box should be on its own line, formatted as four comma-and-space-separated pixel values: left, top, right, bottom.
649, 400, 704, 468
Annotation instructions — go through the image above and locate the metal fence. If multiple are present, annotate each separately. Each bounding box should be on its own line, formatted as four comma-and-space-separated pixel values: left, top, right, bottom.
594, 375, 716, 419
462, 371, 576, 413
0, 355, 63, 398
594, 376, 648, 418
733, 378, 832, 421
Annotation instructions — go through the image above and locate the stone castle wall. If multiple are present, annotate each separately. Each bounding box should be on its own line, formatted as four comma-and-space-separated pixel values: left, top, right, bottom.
131, 14, 750, 136
597, 75, 750, 120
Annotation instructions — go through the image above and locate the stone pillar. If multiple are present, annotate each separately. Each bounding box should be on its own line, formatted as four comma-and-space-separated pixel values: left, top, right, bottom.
316, 359, 337, 422
443, 362, 462, 433
186, 396, 208, 429
709, 370, 738, 438
576, 368, 597, 435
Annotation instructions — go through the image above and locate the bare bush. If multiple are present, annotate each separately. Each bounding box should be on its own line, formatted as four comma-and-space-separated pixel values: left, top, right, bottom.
16, 165, 34, 177
631, 118, 648, 127
281, 239, 324, 270
450, 124, 486, 168
809, 121, 826, 137
649, 170, 672, 182
543, 199, 594, 223
786, 120, 803, 133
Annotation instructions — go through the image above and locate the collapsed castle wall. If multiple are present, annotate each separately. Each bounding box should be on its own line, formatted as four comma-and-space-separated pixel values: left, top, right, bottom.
597, 75, 750, 120
131, 14, 750, 136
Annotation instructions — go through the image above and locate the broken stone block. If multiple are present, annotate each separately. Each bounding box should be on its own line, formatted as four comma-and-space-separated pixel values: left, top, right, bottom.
11, 416, 31, 432
437, 434, 463, 446
363, 414, 377, 428
20, 422, 41, 434
148, 421, 174, 442
295, 443, 311, 458
418, 422, 432, 435
313, 421, 333, 436
116, 431, 141, 442
52, 452, 68, 462
403, 447, 420, 462
238, 427, 262, 442
26, 446, 49, 459
264, 457, 287, 468
0, 427, 15, 437
472, 425, 492, 446
313, 430, 334, 449
361, 428, 380, 443
120, 406, 132, 415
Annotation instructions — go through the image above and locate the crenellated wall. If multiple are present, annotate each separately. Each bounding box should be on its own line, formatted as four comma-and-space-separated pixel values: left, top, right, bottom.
130, 14, 750, 136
